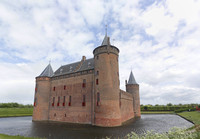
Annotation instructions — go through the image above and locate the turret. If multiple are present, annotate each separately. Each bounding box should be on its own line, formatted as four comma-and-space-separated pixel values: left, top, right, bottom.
32, 64, 53, 121
93, 34, 121, 127
126, 71, 141, 117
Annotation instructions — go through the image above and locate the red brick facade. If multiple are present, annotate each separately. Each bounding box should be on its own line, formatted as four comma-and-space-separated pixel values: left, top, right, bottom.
33, 36, 141, 127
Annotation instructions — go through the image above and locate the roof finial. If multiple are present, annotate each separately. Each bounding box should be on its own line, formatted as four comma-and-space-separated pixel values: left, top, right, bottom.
105, 24, 107, 36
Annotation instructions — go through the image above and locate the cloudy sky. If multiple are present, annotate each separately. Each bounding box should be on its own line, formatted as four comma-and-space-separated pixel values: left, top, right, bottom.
0, 0, 200, 105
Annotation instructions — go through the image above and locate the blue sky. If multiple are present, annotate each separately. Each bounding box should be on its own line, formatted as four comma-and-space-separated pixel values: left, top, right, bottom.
0, 0, 200, 105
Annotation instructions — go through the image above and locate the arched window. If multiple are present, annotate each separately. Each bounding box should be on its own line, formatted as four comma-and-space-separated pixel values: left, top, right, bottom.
82, 79, 86, 88
57, 96, 60, 106
68, 96, 72, 106
64, 85, 66, 90
53, 87, 56, 91
63, 96, 65, 106
34, 98, 37, 107
82, 95, 86, 106
97, 92, 100, 106
52, 97, 55, 107
96, 79, 99, 85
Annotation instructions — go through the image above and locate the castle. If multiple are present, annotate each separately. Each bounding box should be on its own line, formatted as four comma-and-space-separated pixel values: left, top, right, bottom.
32, 34, 140, 127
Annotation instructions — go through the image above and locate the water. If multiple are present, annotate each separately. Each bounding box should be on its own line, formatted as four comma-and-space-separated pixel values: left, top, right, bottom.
0, 114, 193, 139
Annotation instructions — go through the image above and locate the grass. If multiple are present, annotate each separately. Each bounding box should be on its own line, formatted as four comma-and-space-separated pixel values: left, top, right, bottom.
0, 134, 42, 139
0, 108, 33, 117
177, 111, 200, 125
141, 111, 174, 114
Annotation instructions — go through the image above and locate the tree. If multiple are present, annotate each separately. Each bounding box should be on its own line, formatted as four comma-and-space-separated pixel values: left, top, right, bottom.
167, 103, 173, 106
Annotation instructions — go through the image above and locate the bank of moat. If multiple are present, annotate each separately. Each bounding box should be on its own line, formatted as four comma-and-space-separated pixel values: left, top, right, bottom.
33, 34, 141, 127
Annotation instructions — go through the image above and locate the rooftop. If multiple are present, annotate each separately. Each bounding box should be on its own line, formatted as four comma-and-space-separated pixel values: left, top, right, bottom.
128, 71, 138, 84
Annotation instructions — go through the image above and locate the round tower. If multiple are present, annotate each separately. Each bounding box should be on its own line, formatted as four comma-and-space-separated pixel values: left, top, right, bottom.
32, 64, 53, 121
93, 35, 121, 127
126, 71, 141, 117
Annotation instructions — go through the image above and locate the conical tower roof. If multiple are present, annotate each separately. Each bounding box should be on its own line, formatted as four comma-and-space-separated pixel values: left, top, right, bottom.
128, 71, 138, 84
101, 34, 110, 46
38, 64, 54, 77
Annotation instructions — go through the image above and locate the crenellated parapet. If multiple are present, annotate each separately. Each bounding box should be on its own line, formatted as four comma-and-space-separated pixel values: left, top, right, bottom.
93, 45, 119, 56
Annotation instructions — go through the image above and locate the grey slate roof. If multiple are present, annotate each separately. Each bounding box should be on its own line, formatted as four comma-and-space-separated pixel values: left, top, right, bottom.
128, 71, 138, 84
39, 64, 54, 77
101, 34, 110, 46
53, 58, 94, 76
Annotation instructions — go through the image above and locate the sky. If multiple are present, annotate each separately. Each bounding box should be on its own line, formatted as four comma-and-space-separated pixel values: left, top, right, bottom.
0, 0, 200, 105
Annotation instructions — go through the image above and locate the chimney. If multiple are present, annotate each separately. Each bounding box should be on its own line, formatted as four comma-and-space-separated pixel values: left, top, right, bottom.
82, 56, 86, 61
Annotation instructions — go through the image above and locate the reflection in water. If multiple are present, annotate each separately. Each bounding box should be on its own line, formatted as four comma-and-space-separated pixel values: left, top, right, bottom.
0, 114, 193, 139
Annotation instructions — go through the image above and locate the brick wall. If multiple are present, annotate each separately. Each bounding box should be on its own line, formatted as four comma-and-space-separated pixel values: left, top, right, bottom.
33, 77, 51, 121
49, 72, 94, 124
120, 90, 134, 123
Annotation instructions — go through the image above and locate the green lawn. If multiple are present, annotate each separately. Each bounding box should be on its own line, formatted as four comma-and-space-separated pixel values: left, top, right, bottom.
177, 111, 200, 125
0, 108, 33, 117
141, 111, 174, 114
0, 134, 42, 139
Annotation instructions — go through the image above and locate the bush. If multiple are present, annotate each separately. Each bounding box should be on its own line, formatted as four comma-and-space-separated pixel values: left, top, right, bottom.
125, 127, 200, 139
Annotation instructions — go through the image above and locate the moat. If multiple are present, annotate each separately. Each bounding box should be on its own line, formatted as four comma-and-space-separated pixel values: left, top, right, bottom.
0, 114, 193, 139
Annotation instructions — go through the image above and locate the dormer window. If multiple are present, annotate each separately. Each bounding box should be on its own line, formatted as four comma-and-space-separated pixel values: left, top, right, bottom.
88, 62, 91, 67
70, 66, 73, 71
60, 68, 63, 74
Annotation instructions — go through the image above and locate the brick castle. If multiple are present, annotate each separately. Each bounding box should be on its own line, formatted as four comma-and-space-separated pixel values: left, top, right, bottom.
32, 34, 141, 127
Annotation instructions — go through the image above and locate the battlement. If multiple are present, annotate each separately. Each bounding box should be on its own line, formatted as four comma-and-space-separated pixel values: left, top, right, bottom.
93, 45, 119, 56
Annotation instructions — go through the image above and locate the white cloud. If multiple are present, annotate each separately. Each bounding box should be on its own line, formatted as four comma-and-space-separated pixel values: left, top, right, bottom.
0, 0, 200, 105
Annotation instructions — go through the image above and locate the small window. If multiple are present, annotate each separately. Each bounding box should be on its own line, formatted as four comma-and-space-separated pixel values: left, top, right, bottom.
63, 96, 65, 106
97, 92, 100, 106
52, 97, 55, 107
57, 96, 60, 106
54, 113, 56, 117
82, 95, 86, 106
96, 71, 99, 75
53, 87, 56, 91
82, 79, 86, 88
65, 114, 66, 117
64, 85, 66, 90
96, 79, 99, 85
96, 56, 99, 59
68, 96, 71, 106
34, 98, 37, 107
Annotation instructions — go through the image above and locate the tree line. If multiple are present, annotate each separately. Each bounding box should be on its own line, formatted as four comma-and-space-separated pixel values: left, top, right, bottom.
141, 103, 200, 113
0, 103, 33, 108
